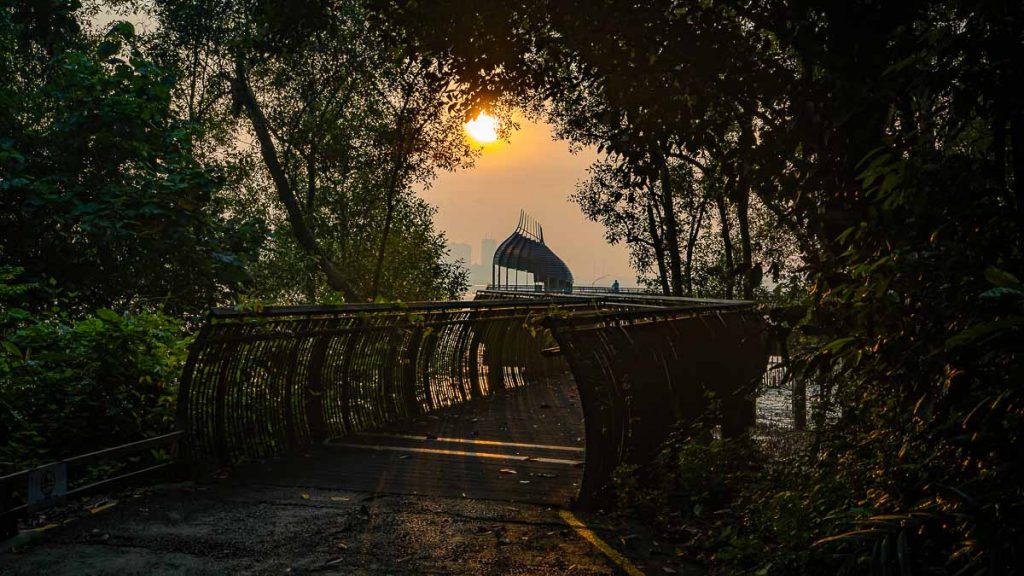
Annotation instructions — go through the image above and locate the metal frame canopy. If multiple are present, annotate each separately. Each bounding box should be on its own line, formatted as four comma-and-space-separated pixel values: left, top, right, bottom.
492, 210, 574, 291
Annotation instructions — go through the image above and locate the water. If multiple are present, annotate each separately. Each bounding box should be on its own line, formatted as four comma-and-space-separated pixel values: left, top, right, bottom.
756, 355, 814, 430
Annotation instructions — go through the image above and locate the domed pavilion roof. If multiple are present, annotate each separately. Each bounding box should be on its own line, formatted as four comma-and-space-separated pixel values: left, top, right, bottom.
493, 211, 573, 290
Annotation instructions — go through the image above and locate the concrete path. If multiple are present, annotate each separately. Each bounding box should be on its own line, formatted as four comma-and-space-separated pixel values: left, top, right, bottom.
234, 376, 586, 507
1, 377, 702, 575
2, 482, 622, 575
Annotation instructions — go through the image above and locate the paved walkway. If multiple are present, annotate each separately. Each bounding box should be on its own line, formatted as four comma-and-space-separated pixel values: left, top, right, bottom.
235, 376, 585, 507
2, 483, 622, 575
0, 377, 702, 575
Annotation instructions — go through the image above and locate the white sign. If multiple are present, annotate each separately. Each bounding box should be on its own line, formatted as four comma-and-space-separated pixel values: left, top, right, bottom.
27, 462, 67, 512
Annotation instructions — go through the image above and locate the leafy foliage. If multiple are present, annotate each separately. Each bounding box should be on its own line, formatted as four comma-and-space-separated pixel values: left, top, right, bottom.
376, 0, 1024, 573
151, 0, 473, 302
0, 267, 187, 474
1, 4, 264, 314
0, 0, 469, 484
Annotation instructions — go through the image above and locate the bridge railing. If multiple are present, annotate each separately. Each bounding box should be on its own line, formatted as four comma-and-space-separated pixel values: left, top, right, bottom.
484, 283, 651, 295
544, 305, 767, 506
177, 296, 768, 508
177, 299, 581, 467
1, 431, 183, 539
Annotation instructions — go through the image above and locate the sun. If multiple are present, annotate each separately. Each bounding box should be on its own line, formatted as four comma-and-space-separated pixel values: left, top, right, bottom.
465, 111, 498, 144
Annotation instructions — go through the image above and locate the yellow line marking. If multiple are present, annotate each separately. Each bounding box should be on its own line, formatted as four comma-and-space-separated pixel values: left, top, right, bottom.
559, 509, 645, 576
356, 432, 585, 453
89, 501, 117, 514
30, 522, 61, 532
329, 442, 583, 466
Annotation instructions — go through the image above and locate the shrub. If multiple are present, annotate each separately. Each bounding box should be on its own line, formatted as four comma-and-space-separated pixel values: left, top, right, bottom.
0, 278, 188, 474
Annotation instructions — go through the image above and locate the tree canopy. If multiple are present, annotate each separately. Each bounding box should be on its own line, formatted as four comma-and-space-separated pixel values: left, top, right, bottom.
372, 0, 1024, 572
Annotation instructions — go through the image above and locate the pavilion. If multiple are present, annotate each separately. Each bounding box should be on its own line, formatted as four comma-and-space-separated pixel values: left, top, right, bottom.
491, 211, 574, 291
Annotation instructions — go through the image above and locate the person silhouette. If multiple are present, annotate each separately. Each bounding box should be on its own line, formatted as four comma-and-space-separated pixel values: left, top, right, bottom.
611, 279, 620, 292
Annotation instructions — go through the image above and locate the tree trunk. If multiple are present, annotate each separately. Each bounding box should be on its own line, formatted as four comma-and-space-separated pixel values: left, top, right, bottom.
716, 194, 735, 299
646, 198, 670, 295
370, 118, 415, 300
1010, 111, 1024, 228
736, 191, 754, 299
370, 191, 398, 300
736, 120, 756, 300
233, 58, 359, 301
651, 145, 683, 296
684, 199, 707, 297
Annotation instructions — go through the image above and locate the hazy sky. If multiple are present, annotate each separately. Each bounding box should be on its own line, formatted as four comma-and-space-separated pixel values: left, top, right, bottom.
418, 116, 636, 286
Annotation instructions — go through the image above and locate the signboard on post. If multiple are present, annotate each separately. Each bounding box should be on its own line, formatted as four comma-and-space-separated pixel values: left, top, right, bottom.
27, 462, 67, 512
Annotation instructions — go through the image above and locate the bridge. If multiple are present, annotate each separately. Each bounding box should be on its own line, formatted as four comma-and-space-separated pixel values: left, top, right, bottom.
1, 290, 769, 574
177, 291, 766, 506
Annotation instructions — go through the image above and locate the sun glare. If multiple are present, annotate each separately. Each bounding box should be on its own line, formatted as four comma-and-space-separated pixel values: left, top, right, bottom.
465, 111, 498, 144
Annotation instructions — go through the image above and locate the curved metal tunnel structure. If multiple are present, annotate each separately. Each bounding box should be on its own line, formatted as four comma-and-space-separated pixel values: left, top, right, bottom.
492, 211, 574, 291
177, 295, 768, 507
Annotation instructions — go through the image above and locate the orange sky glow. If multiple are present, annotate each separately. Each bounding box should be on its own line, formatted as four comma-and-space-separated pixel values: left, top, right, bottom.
418, 114, 635, 287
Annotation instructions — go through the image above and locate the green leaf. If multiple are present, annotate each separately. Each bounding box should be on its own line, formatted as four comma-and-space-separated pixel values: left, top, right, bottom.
2, 340, 22, 357
97, 40, 119, 59
835, 225, 859, 245
979, 286, 1023, 301
107, 21, 136, 40
95, 308, 122, 323
822, 337, 857, 354
984, 266, 1021, 289
945, 318, 1024, 349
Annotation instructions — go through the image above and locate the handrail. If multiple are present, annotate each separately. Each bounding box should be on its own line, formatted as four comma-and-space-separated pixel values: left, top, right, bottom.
1, 431, 183, 540
178, 297, 768, 509
177, 300, 567, 468
207, 297, 593, 318
545, 308, 768, 507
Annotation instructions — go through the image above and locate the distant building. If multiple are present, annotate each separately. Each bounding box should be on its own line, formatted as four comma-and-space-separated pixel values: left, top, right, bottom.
449, 242, 472, 266
465, 237, 496, 285
480, 238, 496, 266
